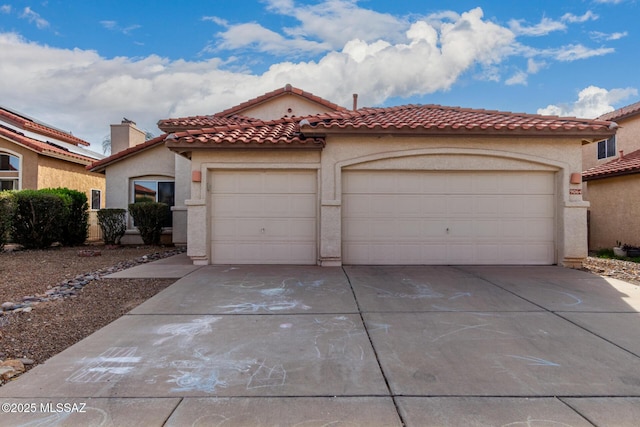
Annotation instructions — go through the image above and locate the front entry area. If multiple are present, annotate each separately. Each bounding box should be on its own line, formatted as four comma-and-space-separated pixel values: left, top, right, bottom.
210, 170, 317, 264
342, 170, 556, 265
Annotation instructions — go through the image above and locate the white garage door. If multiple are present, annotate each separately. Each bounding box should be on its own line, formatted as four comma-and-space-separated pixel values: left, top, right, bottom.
342, 170, 555, 265
211, 170, 317, 264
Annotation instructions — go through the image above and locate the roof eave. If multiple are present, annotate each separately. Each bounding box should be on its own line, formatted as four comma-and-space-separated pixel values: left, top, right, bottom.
583, 168, 640, 181
300, 125, 616, 140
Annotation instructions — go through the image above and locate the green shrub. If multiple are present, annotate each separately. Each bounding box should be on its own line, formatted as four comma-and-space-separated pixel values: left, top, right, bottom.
41, 188, 89, 246
0, 191, 15, 249
12, 190, 66, 249
128, 202, 168, 245
97, 208, 127, 245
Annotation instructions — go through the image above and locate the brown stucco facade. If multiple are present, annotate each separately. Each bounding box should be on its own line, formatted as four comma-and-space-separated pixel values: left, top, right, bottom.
585, 175, 640, 249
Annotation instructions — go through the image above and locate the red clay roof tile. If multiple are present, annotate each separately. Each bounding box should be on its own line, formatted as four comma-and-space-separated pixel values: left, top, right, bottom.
87, 134, 168, 172
164, 118, 324, 149
582, 148, 640, 180
0, 125, 97, 165
299, 104, 615, 137
0, 107, 91, 147
597, 100, 640, 122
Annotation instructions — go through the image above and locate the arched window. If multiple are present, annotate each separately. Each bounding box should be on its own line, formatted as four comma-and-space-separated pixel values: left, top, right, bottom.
0, 151, 20, 190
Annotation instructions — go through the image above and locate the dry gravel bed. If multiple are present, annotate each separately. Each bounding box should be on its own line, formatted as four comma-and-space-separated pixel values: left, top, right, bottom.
0, 248, 638, 386
0, 245, 178, 384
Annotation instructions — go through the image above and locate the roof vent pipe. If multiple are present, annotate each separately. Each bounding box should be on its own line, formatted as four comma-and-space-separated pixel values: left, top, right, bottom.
620, 150, 624, 159
353, 93, 358, 111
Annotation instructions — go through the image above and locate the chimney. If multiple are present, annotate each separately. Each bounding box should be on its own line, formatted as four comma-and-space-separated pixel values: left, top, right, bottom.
353, 93, 358, 111
620, 150, 624, 159
110, 118, 146, 154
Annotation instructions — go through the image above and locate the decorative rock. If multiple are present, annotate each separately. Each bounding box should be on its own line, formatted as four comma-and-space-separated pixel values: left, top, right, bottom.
0, 359, 25, 380
0, 247, 186, 314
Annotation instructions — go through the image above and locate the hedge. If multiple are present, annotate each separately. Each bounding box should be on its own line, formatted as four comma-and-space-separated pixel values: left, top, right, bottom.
0, 191, 15, 249
11, 190, 67, 249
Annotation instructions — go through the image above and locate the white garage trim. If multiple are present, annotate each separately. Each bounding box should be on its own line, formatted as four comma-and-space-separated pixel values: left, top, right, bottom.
210, 170, 317, 264
342, 170, 556, 265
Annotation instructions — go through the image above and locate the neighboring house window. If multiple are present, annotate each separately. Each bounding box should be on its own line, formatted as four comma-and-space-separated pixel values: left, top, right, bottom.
132, 180, 174, 227
0, 152, 20, 190
597, 136, 616, 160
91, 189, 101, 210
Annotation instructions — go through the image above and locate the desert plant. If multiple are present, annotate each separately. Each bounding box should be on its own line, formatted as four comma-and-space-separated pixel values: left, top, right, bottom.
128, 202, 167, 245
11, 190, 66, 249
97, 208, 127, 245
0, 191, 15, 249
41, 188, 89, 246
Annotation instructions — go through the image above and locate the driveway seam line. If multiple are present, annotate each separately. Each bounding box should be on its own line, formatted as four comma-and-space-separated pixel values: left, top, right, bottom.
453, 266, 640, 360
341, 266, 407, 427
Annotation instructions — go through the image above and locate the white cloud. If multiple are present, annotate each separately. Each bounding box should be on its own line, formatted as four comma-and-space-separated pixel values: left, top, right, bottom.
202, 16, 228, 26
509, 10, 597, 36
509, 17, 566, 36
211, 0, 407, 54
208, 22, 330, 56
505, 70, 528, 86
1, 5, 11, 14
590, 30, 627, 41
561, 11, 598, 23
537, 86, 638, 118
100, 20, 141, 35
20, 7, 49, 29
527, 58, 546, 73
551, 44, 614, 61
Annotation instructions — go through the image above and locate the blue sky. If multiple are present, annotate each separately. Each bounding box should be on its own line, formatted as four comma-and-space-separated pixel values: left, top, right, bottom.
0, 0, 638, 153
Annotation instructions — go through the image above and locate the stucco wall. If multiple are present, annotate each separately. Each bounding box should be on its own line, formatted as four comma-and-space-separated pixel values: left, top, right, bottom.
37, 156, 105, 205
239, 94, 338, 120
0, 138, 39, 189
586, 175, 640, 250
104, 144, 178, 245
184, 134, 587, 266
583, 115, 640, 171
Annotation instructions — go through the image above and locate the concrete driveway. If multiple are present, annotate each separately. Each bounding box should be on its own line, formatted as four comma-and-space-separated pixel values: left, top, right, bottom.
1, 257, 640, 426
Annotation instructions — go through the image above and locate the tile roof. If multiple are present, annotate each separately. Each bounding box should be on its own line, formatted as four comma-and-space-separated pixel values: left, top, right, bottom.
582, 148, 640, 180
0, 125, 98, 165
163, 104, 616, 152
0, 106, 91, 147
157, 114, 260, 133
300, 104, 617, 137
88, 134, 168, 172
213, 84, 348, 118
597, 100, 640, 122
164, 118, 324, 150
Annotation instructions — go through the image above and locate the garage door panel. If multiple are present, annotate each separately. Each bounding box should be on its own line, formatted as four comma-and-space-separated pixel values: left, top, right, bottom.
211, 170, 317, 265
343, 171, 555, 265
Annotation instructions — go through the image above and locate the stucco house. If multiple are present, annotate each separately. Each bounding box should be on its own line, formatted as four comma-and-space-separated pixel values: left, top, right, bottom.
89, 85, 615, 266
582, 101, 640, 250
0, 106, 106, 237
87, 119, 189, 245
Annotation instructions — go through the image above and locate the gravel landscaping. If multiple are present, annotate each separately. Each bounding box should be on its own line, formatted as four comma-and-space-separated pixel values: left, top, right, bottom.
0, 246, 638, 386
0, 245, 181, 385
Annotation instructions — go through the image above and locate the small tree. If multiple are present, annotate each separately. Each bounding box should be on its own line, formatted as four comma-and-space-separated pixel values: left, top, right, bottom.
97, 208, 127, 245
41, 188, 89, 246
0, 191, 15, 249
12, 190, 66, 249
128, 202, 167, 245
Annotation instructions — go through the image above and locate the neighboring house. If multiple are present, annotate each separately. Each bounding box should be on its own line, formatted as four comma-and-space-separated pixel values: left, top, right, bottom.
582, 101, 640, 250
89, 84, 615, 266
0, 106, 106, 238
